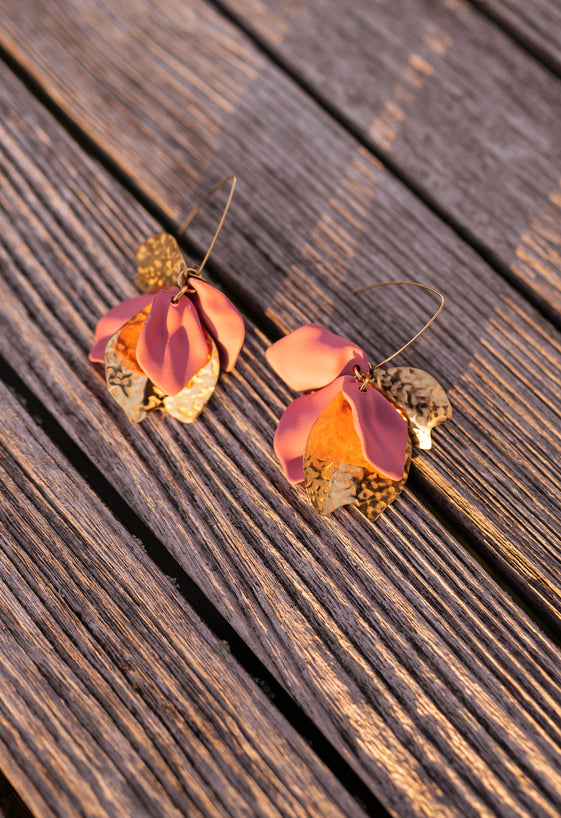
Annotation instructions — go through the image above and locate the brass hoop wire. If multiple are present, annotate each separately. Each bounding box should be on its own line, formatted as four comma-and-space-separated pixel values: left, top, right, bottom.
170, 174, 237, 304
176, 174, 237, 277
351, 280, 445, 370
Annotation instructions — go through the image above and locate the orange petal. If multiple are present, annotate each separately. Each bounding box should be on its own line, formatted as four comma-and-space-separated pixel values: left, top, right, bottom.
274, 376, 352, 482
304, 394, 411, 518
114, 305, 152, 374
307, 391, 372, 470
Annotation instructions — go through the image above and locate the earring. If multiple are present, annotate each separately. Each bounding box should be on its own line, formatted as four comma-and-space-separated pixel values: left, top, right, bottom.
89, 175, 245, 423
266, 282, 452, 521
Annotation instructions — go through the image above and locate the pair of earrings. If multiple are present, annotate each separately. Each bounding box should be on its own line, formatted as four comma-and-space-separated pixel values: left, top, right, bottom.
89, 176, 452, 521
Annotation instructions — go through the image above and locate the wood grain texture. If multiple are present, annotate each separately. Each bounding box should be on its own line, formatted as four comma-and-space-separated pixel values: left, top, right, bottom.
1, 63, 561, 817
3, 0, 561, 313
0, 0, 263, 216
219, 0, 561, 314
0, 381, 364, 818
2, 0, 560, 626
475, 0, 561, 74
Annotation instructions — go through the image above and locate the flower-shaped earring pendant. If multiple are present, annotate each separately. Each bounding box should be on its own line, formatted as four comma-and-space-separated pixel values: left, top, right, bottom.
266, 283, 452, 521
89, 176, 244, 423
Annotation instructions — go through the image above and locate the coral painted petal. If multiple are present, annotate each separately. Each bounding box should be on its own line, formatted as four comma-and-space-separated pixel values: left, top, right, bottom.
274, 376, 352, 483
89, 293, 154, 362
266, 324, 369, 391
136, 288, 209, 396
341, 380, 408, 481
190, 278, 245, 371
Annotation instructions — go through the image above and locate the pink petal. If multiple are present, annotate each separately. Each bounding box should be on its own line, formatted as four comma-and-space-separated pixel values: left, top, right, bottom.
274, 376, 352, 483
266, 324, 369, 391
136, 287, 209, 396
342, 380, 408, 481
89, 293, 154, 362
190, 278, 245, 371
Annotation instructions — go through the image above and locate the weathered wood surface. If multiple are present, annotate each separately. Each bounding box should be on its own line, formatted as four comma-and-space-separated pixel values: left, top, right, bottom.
2, 0, 561, 315
262, 0, 561, 319
1, 0, 561, 626
0, 382, 364, 818
218, 0, 561, 316
476, 0, 561, 74
2, 58, 561, 817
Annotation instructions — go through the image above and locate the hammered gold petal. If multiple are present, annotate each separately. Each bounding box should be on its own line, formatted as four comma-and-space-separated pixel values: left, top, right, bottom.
355, 439, 411, 521
371, 367, 452, 450
105, 318, 163, 423
303, 391, 411, 519
163, 334, 220, 423
135, 233, 187, 293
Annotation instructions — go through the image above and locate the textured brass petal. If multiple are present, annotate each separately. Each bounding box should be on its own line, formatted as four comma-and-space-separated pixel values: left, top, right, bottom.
163, 335, 220, 423
105, 318, 163, 423
135, 233, 187, 293
105, 312, 219, 424
371, 367, 452, 450
355, 439, 411, 521
303, 391, 411, 520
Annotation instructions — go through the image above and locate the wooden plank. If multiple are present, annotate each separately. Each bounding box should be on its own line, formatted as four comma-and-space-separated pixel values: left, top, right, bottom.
1, 62, 561, 818
2, 7, 560, 629
225, 0, 561, 317
2, 0, 561, 314
0, 381, 364, 818
475, 0, 561, 74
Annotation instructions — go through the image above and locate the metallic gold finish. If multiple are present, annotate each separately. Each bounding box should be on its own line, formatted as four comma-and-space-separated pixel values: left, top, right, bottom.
303, 390, 411, 520
105, 318, 163, 423
176, 175, 237, 275
162, 336, 220, 423
371, 367, 452, 449
135, 233, 187, 293
351, 281, 445, 370
355, 440, 411, 520
135, 176, 238, 295
105, 312, 219, 423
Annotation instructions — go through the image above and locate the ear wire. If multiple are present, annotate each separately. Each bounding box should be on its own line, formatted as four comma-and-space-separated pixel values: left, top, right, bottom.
170, 174, 237, 304
176, 174, 237, 279
352, 280, 445, 369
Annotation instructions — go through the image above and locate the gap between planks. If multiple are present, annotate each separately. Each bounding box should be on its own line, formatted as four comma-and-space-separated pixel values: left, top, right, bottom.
0, 5, 559, 337
2, 38, 561, 817
466, 0, 561, 78
0, 358, 388, 817
3, 30, 560, 632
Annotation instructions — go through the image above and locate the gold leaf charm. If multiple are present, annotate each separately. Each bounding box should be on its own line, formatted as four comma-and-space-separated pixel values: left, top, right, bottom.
135, 233, 187, 293
303, 391, 411, 521
105, 306, 162, 422
161, 339, 220, 423
371, 367, 452, 450
104, 307, 219, 423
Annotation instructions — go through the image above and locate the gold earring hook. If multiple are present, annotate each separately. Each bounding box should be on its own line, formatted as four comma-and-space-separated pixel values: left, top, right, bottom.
352, 280, 444, 370
170, 174, 237, 304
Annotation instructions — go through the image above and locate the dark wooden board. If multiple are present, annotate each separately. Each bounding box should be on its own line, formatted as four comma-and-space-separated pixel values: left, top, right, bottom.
218, 0, 561, 316
476, 0, 561, 74
2, 0, 561, 312
1, 62, 561, 817
1, 1, 561, 625
0, 381, 365, 818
